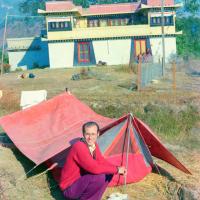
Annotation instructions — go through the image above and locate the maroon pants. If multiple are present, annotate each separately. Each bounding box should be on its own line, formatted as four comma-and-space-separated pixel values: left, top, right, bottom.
63, 174, 113, 200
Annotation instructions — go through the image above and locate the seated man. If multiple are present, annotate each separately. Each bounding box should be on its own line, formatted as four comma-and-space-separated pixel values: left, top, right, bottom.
60, 121, 126, 200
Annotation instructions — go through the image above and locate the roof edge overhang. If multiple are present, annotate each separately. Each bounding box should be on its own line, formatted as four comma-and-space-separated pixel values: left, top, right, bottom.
38, 10, 138, 17
140, 2, 183, 9
7, 37, 40, 41
38, 8, 81, 15
81, 11, 138, 17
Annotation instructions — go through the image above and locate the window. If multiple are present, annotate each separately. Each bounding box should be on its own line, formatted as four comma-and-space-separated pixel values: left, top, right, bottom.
56, 22, 59, 28
150, 16, 174, 26
121, 18, 128, 25
117, 19, 122, 26
64, 22, 69, 28
165, 16, 170, 24
165, 16, 173, 25
51, 22, 56, 29
78, 42, 90, 63
60, 22, 64, 28
99, 19, 107, 27
48, 21, 71, 31
110, 19, 116, 26
157, 17, 161, 24
152, 17, 157, 24
88, 20, 99, 27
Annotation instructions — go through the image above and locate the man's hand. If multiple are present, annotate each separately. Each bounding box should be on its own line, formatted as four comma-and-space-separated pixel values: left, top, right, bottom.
117, 166, 127, 175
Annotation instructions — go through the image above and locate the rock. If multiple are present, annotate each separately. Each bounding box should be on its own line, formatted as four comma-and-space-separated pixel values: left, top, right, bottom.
177, 186, 200, 200
71, 74, 80, 80
107, 193, 129, 200
129, 82, 137, 91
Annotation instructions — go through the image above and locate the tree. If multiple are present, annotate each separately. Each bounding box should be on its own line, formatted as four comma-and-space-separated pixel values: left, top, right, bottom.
0, 49, 9, 64
19, 0, 46, 16
176, 16, 200, 57
184, 0, 200, 15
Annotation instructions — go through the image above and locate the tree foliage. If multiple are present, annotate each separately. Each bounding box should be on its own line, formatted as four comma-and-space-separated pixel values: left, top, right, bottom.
0, 49, 9, 64
184, 0, 200, 15
176, 17, 200, 57
19, 0, 46, 16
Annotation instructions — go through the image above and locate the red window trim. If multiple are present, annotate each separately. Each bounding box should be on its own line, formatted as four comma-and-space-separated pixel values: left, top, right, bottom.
78, 42, 90, 63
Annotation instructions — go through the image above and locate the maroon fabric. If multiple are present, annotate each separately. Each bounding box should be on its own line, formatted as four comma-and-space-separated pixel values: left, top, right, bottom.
0, 93, 113, 165
60, 141, 117, 190
63, 174, 112, 200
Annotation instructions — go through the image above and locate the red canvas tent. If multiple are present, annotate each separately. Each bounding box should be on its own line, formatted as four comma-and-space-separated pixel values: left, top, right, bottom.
0, 92, 191, 187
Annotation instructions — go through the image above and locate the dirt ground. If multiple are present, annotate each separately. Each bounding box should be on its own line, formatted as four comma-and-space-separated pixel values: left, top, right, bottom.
0, 64, 200, 200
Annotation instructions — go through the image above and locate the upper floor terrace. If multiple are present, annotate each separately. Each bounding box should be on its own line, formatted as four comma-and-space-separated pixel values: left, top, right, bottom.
38, 1, 182, 41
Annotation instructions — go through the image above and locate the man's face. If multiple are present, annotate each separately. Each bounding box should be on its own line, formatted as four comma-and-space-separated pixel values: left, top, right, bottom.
83, 125, 99, 146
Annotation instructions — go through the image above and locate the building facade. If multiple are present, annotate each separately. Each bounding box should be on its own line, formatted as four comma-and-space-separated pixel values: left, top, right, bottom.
8, 0, 182, 70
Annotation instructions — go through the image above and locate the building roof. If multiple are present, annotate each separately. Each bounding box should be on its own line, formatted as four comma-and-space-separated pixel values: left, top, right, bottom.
141, 0, 175, 7
45, 1, 141, 16
44, 0, 177, 16
81, 3, 141, 15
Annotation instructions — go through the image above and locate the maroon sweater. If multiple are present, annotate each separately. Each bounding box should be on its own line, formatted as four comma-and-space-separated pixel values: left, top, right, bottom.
59, 140, 118, 190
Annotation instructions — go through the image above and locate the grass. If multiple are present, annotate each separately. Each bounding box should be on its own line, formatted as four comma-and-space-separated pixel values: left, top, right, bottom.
141, 104, 200, 140
114, 64, 137, 74
92, 100, 200, 145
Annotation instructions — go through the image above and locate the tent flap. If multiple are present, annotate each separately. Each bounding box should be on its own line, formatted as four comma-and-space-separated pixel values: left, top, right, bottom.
133, 117, 191, 174
0, 93, 112, 165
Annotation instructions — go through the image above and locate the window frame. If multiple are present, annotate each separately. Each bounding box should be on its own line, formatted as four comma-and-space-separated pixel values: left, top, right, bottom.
134, 39, 147, 57
150, 16, 174, 26
78, 42, 90, 63
48, 21, 71, 31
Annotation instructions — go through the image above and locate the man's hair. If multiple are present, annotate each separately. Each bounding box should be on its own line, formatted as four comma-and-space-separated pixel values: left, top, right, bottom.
82, 121, 100, 134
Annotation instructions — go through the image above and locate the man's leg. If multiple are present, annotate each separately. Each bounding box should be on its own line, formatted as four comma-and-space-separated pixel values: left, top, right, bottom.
80, 174, 113, 200
63, 174, 113, 200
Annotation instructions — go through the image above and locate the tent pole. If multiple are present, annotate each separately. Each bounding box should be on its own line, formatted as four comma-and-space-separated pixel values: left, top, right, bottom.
124, 115, 131, 188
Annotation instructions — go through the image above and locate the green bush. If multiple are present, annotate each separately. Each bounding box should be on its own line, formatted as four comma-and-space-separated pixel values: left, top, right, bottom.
176, 17, 200, 57
141, 105, 200, 140
0, 63, 11, 73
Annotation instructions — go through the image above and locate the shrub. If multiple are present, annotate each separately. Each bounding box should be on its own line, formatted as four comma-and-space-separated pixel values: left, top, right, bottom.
141, 104, 200, 140
15, 67, 23, 72
0, 63, 11, 73
79, 67, 95, 80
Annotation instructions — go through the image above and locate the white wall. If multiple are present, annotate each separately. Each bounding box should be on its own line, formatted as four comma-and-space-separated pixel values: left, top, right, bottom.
150, 37, 176, 63
93, 39, 131, 65
8, 38, 49, 71
9, 51, 28, 71
9, 49, 49, 71
48, 42, 74, 68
